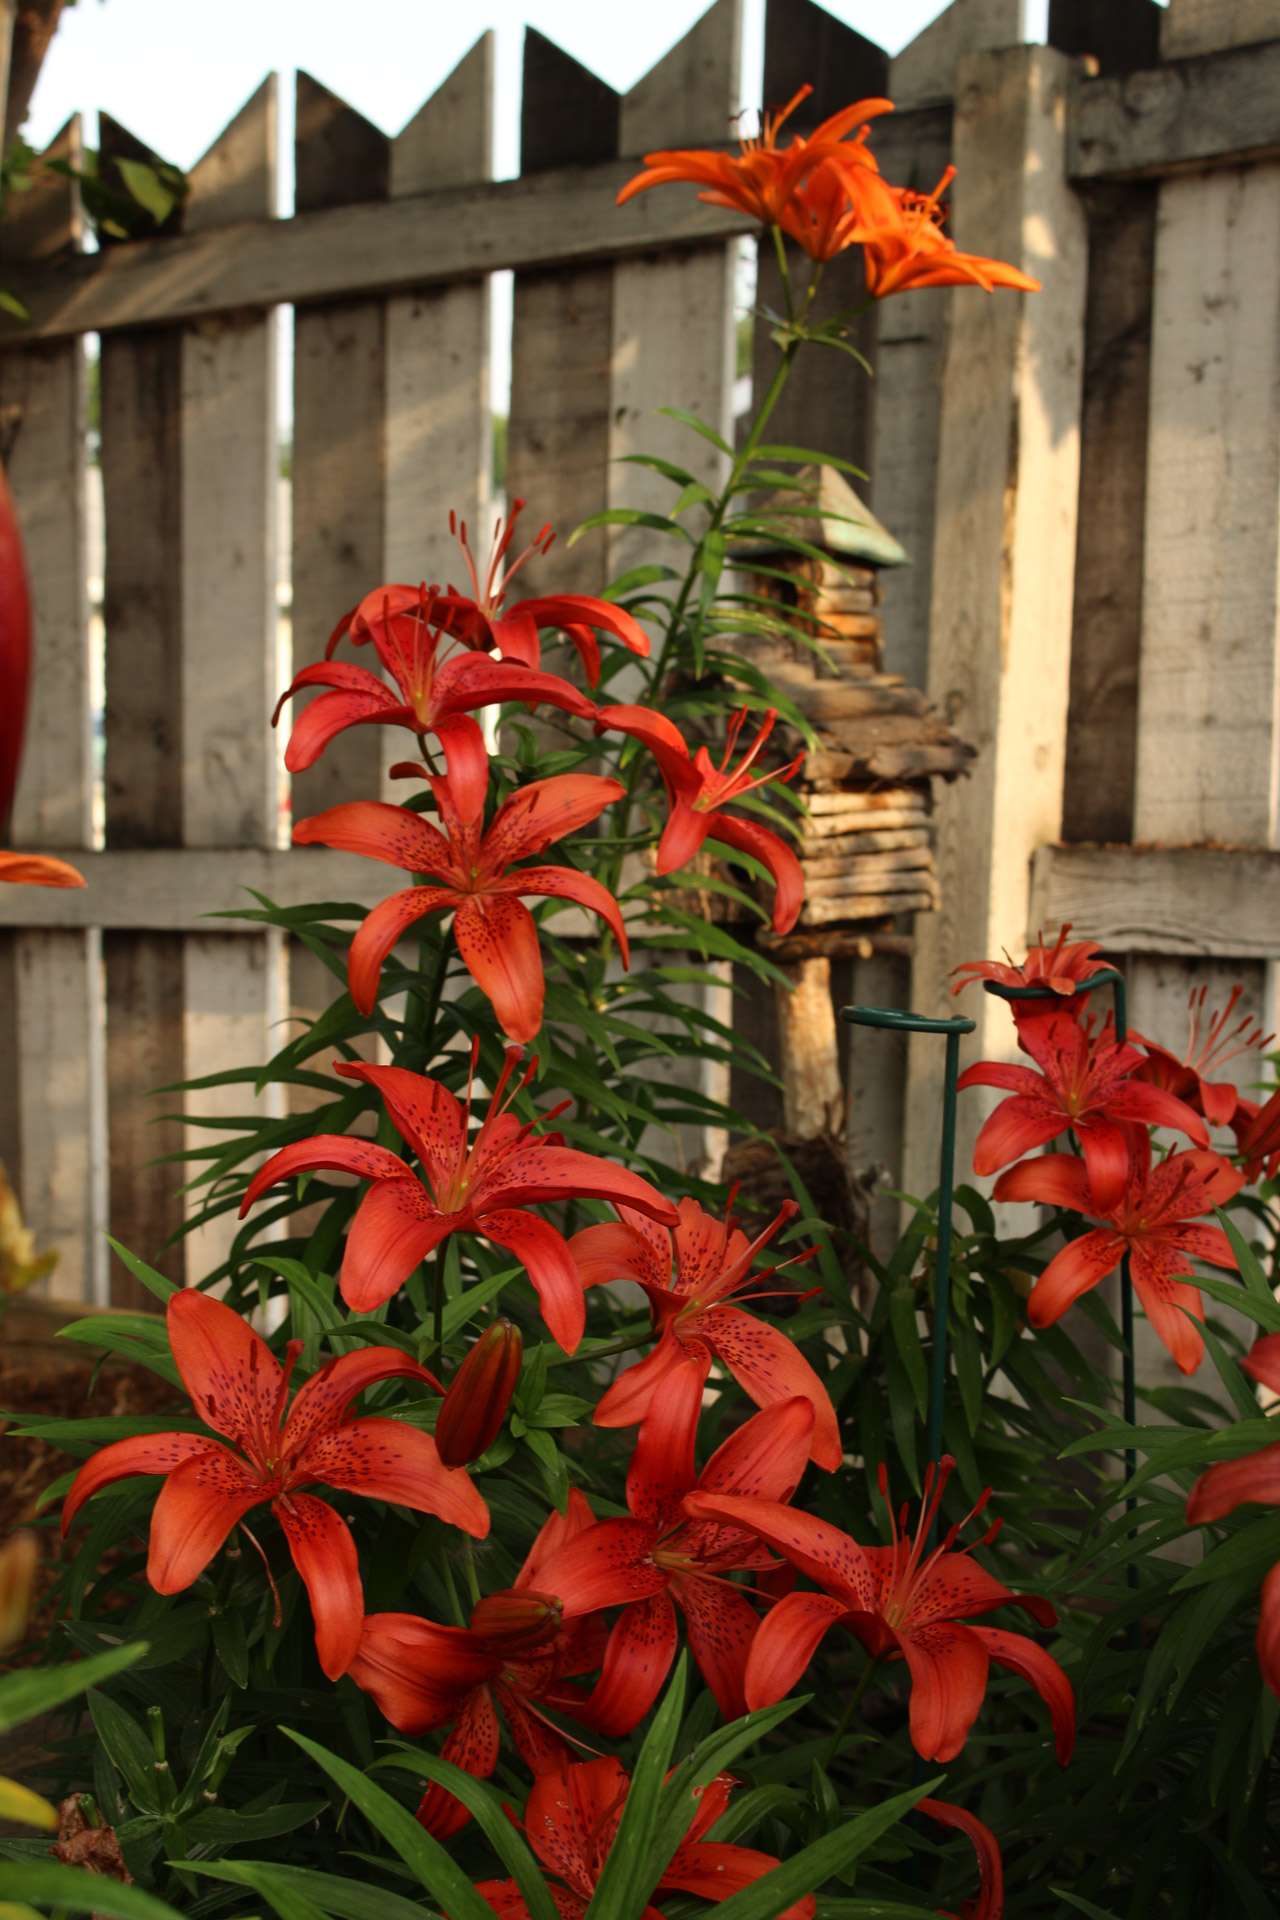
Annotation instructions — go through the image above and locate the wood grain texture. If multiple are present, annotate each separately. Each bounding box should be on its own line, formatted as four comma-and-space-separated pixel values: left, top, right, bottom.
290, 77, 390, 819
384, 36, 492, 591
0, 847, 405, 928
179, 83, 282, 1287
1134, 164, 1280, 848
508, 34, 619, 601
1028, 844, 1280, 958
903, 45, 1087, 1195
1061, 180, 1157, 842
889, 0, 1025, 110
777, 957, 843, 1136
868, 106, 953, 692
609, 0, 738, 618
1070, 38, 1280, 181
0, 158, 755, 347
1162, 0, 1280, 56
97, 128, 188, 1301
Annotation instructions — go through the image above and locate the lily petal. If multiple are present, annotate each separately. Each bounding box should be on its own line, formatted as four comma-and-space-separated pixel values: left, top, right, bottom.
431, 714, 490, 826
1026, 1230, 1124, 1328
330, 1061, 465, 1195
992, 1152, 1092, 1213
282, 1348, 443, 1456
696, 1307, 841, 1472
1244, 1333, 1280, 1398
705, 815, 804, 936
480, 1207, 585, 1352
969, 1624, 1075, 1766
300, 1417, 489, 1537
292, 799, 452, 873
350, 1613, 498, 1731
340, 1177, 454, 1313
537, 1517, 667, 1615
672, 1572, 762, 1723
147, 1447, 264, 1592
62, 1432, 221, 1534
1258, 1561, 1280, 1701
453, 894, 546, 1043
585, 1591, 679, 1737
494, 865, 630, 968
899, 1619, 990, 1763
240, 1133, 411, 1216
275, 1491, 364, 1679
418, 1684, 503, 1838
681, 1492, 877, 1610
743, 1590, 848, 1709
595, 1335, 696, 1429
1187, 1440, 1280, 1524
165, 1287, 283, 1444
347, 887, 460, 1015
1126, 1241, 1205, 1375
485, 774, 625, 868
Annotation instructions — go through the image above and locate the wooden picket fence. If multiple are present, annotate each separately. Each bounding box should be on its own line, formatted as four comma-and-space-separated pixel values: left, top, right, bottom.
2, 0, 1280, 1354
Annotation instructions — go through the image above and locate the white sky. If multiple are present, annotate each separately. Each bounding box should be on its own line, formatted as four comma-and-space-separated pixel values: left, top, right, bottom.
25, 0, 1059, 191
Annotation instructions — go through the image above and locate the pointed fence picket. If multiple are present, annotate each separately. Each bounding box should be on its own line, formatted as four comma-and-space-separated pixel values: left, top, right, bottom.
3, 0, 1280, 1308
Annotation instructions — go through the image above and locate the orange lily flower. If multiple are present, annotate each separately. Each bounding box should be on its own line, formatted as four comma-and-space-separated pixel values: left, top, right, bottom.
830, 160, 1041, 298
951, 924, 1111, 1003
993, 1136, 1244, 1375
617, 84, 892, 258
0, 851, 84, 887
474, 1757, 815, 1920
293, 758, 627, 1040
60, 1288, 486, 1680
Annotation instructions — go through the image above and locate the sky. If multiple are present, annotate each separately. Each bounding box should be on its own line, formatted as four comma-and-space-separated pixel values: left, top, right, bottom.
24, 0, 1059, 192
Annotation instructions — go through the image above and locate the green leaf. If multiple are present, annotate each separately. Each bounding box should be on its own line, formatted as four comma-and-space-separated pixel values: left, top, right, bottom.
1053, 1895, 1121, 1919
181, 1799, 328, 1845
89, 1689, 163, 1812
0, 1644, 147, 1735
375, 1753, 559, 1920
281, 1727, 495, 1920
707, 1782, 939, 1920
0, 1864, 186, 1920
655, 406, 732, 455
586, 1657, 688, 1920
887, 1288, 928, 1421
114, 157, 178, 224
186, 1860, 435, 1920
210, 1605, 250, 1689
58, 1312, 181, 1387
104, 1236, 179, 1303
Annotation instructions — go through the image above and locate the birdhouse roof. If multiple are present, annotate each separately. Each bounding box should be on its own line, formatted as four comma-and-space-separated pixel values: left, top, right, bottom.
743, 464, 910, 569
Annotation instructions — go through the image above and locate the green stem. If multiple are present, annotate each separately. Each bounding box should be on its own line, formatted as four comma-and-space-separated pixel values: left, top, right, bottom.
601, 333, 804, 905
440, 1550, 467, 1628
546, 1326, 654, 1371
824, 1653, 878, 1766
432, 1243, 447, 1361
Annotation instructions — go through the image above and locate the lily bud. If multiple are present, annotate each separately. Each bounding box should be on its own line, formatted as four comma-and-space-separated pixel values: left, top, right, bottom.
469, 1587, 562, 1652
0, 1529, 38, 1655
436, 1319, 523, 1467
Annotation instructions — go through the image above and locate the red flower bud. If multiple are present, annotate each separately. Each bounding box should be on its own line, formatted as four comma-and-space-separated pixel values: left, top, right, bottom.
468, 1587, 563, 1652
435, 1319, 522, 1467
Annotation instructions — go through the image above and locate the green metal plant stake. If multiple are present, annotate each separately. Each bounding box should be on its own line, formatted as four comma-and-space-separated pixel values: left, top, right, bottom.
840, 1005, 975, 1510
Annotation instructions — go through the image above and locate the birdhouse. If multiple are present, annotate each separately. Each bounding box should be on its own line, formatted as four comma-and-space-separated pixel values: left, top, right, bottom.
738, 464, 974, 953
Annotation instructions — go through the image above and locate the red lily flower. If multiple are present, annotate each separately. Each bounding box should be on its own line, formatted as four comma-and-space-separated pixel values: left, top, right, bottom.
240, 1044, 679, 1349
994, 1138, 1244, 1375
957, 1008, 1208, 1212
572, 1195, 839, 1471
349, 1489, 607, 1837
274, 582, 596, 818
292, 758, 628, 1039
474, 1757, 815, 1920
59, 1289, 486, 1680
536, 1393, 815, 1732
827, 159, 1040, 299
431, 500, 650, 688
920, 1799, 1004, 1920
595, 705, 803, 935
0, 852, 85, 887
1132, 984, 1273, 1130
1187, 1333, 1280, 1699
951, 925, 1110, 1004
684, 1456, 1074, 1767
1235, 1082, 1280, 1183
616, 81, 891, 255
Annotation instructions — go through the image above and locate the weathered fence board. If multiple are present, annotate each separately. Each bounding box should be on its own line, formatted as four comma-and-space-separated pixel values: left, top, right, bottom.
1029, 845, 1280, 958
904, 44, 1088, 1192
1069, 36, 1280, 179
